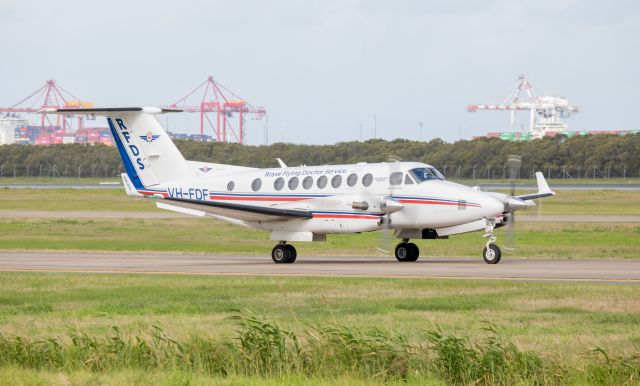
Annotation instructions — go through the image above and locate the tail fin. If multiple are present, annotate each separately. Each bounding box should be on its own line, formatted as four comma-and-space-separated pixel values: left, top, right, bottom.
43, 107, 187, 191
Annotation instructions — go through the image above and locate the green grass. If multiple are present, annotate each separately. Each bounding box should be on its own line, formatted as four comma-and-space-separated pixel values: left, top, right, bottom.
0, 273, 638, 384
0, 217, 638, 258
0, 177, 120, 184
0, 188, 154, 212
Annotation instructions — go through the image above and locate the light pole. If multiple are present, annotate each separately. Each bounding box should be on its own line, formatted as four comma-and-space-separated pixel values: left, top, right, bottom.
472, 164, 478, 181
487, 165, 491, 180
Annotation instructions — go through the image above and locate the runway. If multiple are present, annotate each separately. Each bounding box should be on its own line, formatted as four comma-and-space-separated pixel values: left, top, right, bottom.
1, 251, 639, 282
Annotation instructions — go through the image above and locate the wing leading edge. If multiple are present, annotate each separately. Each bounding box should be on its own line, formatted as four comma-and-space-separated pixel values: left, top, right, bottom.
163, 197, 312, 222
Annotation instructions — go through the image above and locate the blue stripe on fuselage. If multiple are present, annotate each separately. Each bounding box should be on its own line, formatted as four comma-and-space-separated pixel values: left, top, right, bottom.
107, 117, 144, 190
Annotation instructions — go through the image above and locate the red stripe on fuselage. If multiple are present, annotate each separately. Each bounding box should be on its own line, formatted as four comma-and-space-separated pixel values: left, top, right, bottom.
138, 191, 168, 197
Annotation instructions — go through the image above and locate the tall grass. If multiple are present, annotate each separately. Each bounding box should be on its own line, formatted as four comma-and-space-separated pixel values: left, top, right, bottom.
0, 311, 637, 385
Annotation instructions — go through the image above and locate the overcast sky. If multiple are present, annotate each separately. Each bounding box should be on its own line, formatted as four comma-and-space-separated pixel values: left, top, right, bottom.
1, 0, 638, 145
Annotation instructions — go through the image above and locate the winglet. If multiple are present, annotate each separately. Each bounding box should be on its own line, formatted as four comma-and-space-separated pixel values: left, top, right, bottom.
535, 172, 553, 196
275, 158, 287, 168
516, 172, 555, 201
121, 173, 142, 197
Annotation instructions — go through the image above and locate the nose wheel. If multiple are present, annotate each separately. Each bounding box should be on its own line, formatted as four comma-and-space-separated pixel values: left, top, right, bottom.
483, 244, 501, 264
482, 218, 502, 264
395, 241, 420, 262
272, 243, 297, 264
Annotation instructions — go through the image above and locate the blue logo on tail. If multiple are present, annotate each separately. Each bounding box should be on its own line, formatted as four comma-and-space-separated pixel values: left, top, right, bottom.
140, 131, 160, 143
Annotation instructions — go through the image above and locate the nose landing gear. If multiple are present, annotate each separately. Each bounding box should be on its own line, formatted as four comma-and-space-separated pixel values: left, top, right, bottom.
482, 218, 502, 264
272, 242, 297, 264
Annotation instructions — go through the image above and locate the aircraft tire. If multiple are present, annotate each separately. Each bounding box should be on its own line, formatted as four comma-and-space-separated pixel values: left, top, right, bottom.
406, 243, 420, 262
285, 244, 297, 263
272, 244, 295, 264
483, 244, 501, 264
395, 243, 419, 262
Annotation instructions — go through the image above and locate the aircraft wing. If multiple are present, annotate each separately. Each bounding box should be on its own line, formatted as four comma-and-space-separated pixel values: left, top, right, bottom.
162, 197, 312, 222
516, 172, 555, 201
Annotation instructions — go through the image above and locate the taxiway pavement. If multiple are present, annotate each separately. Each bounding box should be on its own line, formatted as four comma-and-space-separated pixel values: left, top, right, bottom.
0, 251, 638, 282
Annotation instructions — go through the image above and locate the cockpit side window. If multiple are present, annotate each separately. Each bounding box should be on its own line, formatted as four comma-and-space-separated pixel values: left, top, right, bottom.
404, 174, 414, 184
409, 167, 445, 183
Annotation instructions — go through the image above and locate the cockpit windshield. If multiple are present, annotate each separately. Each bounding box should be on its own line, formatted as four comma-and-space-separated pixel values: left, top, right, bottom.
409, 167, 446, 182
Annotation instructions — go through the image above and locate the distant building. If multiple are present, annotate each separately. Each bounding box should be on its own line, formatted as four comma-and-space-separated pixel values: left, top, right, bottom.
0, 115, 29, 145
168, 132, 214, 142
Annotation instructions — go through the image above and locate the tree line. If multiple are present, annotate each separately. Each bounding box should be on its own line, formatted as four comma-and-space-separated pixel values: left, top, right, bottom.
0, 134, 638, 179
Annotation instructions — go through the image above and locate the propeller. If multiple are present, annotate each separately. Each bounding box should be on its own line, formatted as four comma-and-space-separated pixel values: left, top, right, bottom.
375, 156, 403, 255
503, 155, 522, 252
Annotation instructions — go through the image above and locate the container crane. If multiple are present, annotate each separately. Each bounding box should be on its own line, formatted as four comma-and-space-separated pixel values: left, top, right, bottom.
0, 79, 93, 131
467, 74, 580, 138
167, 76, 266, 144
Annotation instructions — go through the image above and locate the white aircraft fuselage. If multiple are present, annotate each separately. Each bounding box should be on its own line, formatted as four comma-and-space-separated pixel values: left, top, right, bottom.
44, 107, 554, 264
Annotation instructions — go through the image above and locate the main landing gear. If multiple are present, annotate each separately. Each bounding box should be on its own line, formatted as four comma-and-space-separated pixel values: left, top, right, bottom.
272, 242, 297, 264
395, 240, 420, 262
482, 218, 502, 264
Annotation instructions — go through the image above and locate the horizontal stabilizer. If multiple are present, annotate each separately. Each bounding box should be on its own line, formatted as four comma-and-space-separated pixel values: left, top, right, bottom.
39, 107, 182, 116
121, 173, 141, 197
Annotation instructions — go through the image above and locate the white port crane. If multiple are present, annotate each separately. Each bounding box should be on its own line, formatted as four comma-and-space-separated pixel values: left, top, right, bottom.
467, 74, 580, 138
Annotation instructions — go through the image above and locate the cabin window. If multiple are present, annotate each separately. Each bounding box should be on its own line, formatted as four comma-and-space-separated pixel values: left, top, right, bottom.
389, 172, 403, 185
274, 177, 285, 191
288, 177, 299, 190
317, 175, 328, 189
251, 178, 262, 192
227, 181, 235, 191
331, 175, 342, 188
347, 173, 358, 187
302, 176, 313, 189
404, 174, 414, 185
362, 173, 373, 187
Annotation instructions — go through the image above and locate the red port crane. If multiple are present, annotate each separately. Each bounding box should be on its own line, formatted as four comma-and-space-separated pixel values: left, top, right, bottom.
167, 76, 266, 144
0, 79, 93, 130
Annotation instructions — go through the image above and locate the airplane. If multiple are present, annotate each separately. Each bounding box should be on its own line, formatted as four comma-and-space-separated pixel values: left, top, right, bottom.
44, 107, 555, 264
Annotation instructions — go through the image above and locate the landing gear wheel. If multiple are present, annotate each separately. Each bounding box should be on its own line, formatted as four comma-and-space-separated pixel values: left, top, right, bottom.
285, 244, 297, 263
483, 244, 501, 264
395, 242, 419, 262
272, 244, 296, 264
